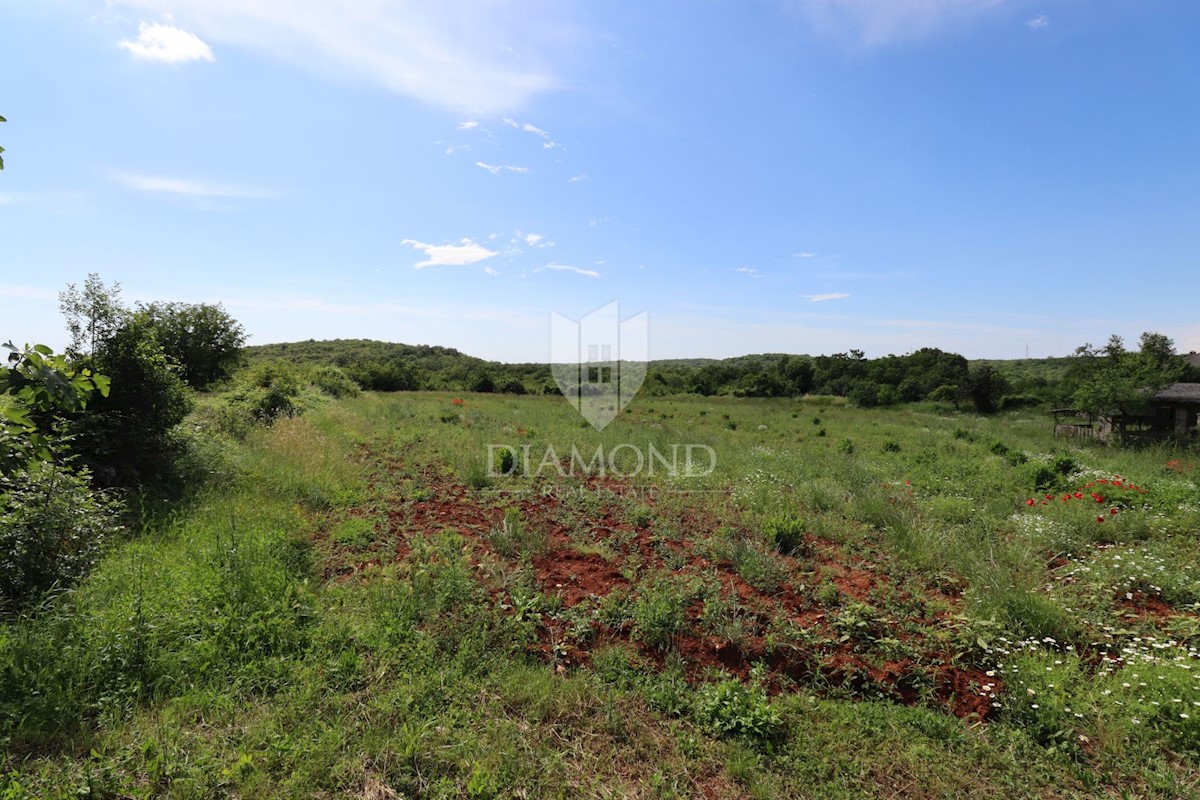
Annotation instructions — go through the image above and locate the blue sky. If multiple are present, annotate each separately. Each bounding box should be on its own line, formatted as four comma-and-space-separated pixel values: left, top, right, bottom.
2, 0, 1198, 361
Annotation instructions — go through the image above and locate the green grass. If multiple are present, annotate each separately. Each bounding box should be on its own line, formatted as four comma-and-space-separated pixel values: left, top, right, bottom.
2, 391, 1198, 797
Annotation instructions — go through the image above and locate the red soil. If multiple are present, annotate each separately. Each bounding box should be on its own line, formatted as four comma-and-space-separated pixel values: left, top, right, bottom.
331, 453, 999, 721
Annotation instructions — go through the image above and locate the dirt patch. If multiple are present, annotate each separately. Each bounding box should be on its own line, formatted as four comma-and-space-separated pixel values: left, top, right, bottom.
338, 448, 998, 721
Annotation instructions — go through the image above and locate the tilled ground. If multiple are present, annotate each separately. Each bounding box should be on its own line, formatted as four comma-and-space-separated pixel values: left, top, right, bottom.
324, 448, 1001, 721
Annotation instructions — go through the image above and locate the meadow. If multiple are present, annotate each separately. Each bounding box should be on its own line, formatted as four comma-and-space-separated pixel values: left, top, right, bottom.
2, 390, 1198, 798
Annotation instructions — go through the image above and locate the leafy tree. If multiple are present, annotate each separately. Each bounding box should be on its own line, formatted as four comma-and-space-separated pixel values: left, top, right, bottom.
967, 365, 1008, 413
472, 371, 496, 393
71, 316, 193, 485
0, 342, 109, 476
1072, 332, 1185, 417
136, 301, 246, 389
59, 274, 127, 359
928, 384, 963, 409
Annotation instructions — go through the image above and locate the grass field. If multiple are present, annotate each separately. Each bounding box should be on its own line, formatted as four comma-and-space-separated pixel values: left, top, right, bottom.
2, 391, 1198, 798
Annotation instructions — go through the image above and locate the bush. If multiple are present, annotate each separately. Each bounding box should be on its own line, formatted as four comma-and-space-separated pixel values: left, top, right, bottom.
0, 464, 124, 612
763, 514, 806, 556
135, 301, 246, 390
74, 316, 193, 485
306, 365, 361, 399
632, 579, 689, 649
694, 676, 783, 743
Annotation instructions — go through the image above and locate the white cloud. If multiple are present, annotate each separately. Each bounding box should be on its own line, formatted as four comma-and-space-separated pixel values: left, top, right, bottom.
402, 237, 498, 269
109, 170, 273, 198
789, 0, 1006, 46
475, 161, 529, 175
805, 292, 851, 302
535, 263, 601, 278
484, 266, 501, 276
523, 232, 554, 248
793, 251, 818, 259
107, 1, 571, 114
503, 117, 549, 138
503, 116, 560, 149
119, 21, 214, 63
569, 174, 589, 183
736, 267, 758, 275
458, 120, 480, 130
1027, 14, 1049, 29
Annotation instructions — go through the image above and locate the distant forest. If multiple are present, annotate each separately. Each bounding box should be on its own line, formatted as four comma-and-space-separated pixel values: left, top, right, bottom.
246, 339, 1199, 413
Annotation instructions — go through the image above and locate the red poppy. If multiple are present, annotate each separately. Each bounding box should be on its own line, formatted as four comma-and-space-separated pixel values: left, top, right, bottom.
1074, 492, 1084, 499
451, 398, 464, 406
1026, 498, 1036, 506
1110, 508, 1118, 515
1096, 516, 1105, 523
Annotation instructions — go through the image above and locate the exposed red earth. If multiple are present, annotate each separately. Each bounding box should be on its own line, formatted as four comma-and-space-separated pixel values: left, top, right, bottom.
329, 451, 1000, 721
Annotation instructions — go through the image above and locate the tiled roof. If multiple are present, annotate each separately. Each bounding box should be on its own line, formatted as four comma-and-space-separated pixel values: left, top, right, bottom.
1154, 383, 1200, 403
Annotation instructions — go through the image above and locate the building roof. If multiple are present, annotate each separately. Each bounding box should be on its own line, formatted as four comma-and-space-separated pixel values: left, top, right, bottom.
1154, 383, 1200, 403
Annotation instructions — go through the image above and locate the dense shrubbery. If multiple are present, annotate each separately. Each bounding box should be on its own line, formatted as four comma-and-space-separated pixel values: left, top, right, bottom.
134, 301, 246, 390
72, 314, 194, 485
1, 274, 250, 611
0, 464, 123, 612
247, 340, 1027, 411
201, 361, 360, 438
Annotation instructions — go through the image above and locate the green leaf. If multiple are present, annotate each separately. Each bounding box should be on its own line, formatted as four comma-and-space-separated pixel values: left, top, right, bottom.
0, 406, 33, 427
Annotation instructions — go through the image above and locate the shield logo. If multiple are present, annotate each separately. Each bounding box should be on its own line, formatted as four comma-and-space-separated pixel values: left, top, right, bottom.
550, 301, 648, 430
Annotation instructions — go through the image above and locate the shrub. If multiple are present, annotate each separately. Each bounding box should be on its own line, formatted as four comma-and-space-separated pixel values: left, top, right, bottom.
73, 316, 193, 485
135, 301, 246, 390
306, 365, 360, 399
694, 676, 783, 744
631, 579, 688, 649
0, 464, 124, 612
763, 514, 806, 556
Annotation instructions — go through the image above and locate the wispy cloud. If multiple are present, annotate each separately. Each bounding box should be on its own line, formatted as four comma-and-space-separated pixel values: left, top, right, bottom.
457, 120, 480, 130
443, 144, 470, 156
788, 0, 1006, 46
503, 117, 549, 138
735, 267, 760, 278
568, 174, 588, 183
522, 232, 554, 248
484, 266, 501, 277
1027, 14, 1049, 29
402, 237, 498, 269
119, 21, 214, 63
793, 251, 818, 259
475, 161, 529, 175
535, 263, 601, 278
503, 116, 560, 149
109, 170, 273, 198
804, 292, 851, 302
107, 1, 571, 114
